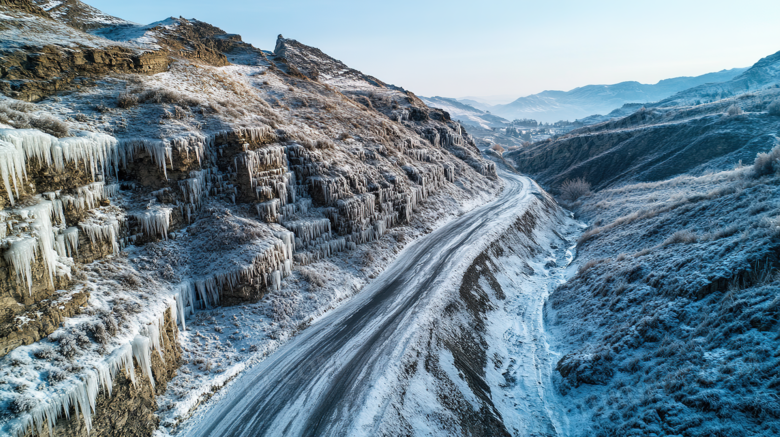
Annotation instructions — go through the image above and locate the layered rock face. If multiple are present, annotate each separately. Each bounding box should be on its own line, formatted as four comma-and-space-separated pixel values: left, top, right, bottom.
0, 3, 499, 437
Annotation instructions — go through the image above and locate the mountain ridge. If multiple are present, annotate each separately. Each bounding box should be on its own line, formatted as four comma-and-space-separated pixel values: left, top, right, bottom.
429, 68, 748, 124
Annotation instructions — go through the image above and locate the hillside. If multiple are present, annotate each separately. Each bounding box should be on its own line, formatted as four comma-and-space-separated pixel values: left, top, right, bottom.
503, 47, 780, 436
0, 1, 500, 436
505, 84, 780, 191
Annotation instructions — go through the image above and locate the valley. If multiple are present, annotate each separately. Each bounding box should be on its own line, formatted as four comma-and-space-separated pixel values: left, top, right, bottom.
0, 1, 777, 437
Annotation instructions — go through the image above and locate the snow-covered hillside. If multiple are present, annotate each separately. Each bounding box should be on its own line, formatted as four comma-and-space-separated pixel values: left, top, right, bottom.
549, 158, 780, 436
32, 0, 133, 30
0, 2, 501, 436
505, 48, 780, 436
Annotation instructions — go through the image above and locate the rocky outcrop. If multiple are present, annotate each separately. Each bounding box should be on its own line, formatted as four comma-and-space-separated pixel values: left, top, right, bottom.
150, 18, 231, 67
0, 0, 49, 18
0, 3, 500, 437
0, 45, 169, 102
0, 289, 86, 357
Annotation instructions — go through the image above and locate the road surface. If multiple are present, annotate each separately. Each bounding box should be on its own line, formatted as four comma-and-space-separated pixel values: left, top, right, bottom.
183, 172, 537, 436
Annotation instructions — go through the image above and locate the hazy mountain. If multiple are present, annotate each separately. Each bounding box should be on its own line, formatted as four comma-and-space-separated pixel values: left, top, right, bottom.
420, 95, 509, 128
655, 49, 780, 107
457, 98, 494, 112
580, 50, 780, 126
487, 68, 747, 123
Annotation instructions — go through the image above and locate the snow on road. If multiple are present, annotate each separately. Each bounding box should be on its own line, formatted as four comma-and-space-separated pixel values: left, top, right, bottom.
179, 172, 574, 436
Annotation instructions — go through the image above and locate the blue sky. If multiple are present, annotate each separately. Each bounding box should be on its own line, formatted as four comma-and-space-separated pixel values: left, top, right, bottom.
88, 0, 780, 102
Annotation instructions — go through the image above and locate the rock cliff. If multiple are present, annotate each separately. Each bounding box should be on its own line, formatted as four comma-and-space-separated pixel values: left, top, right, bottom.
0, 3, 499, 437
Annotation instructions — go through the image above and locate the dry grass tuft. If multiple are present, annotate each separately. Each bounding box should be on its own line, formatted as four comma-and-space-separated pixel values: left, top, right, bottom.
663, 229, 698, 246
0, 101, 70, 137
299, 268, 325, 289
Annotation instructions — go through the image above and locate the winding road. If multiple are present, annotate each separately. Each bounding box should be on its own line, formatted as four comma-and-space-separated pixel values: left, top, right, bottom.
183, 172, 538, 436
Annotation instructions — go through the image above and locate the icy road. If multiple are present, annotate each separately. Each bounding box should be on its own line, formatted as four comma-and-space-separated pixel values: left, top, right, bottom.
184, 172, 539, 436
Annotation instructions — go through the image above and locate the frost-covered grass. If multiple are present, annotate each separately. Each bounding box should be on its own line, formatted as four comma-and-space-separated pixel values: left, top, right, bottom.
547, 163, 780, 436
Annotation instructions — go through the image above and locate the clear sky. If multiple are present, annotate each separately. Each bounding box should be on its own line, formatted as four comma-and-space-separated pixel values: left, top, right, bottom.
87, 0, 780, 102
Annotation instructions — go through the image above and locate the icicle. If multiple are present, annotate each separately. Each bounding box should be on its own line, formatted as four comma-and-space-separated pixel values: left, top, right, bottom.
103, 183, 120, 198
143, 316, 166, 362
55, 132, 120, 179
132, 207, 171, 240
64, 227, 79, 257
0, 128, 57, 168
0, 140, 26, 205
118, 138, 172, 179
54, 234, 67, 257
79, 215, 121, 255
3, 236, 38, 294
131, 336, 155, 389
9, 302, 182, 437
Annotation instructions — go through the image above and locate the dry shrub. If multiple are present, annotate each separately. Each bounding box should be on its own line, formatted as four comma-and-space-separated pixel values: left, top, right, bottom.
490, 144, 506, 154
137, 88, 200, 107
315, 138, 335, 149
93, 102, 111, 113
578, 258, 600, 275
726, 104, 744, 116
57, 334, 78, 359
270, 295, 295, 322
0, 102, 69, 137
89, 321, 110, 345
767, 100, 780, 116
560, 177, 591, 202
753, 144, 780, 177
117, 92, 139, 108
299, 268, 325, 289
362, 250, 375, 266
10, 396, 36, 414
48, 369, 68, 384
0, 100, 34, 113
162, 105, 189, 120
33, 345, 57, 360
29, 115, 69, 138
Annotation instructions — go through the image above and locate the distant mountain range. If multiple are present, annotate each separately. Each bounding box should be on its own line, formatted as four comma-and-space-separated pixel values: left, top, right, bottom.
579, 50, 780, 126
425, 67, 750, 124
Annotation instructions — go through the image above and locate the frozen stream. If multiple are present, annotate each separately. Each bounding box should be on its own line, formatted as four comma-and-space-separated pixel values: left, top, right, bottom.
486, 215, 582, 436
